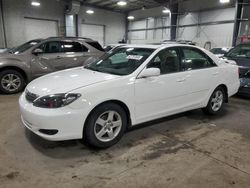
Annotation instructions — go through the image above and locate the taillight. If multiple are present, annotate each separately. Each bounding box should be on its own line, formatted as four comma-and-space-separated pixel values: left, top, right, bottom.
238, 67, 240, 78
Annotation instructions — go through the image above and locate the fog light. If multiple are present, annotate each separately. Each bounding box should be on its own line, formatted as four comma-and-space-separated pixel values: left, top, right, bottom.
39, 129, 58, 135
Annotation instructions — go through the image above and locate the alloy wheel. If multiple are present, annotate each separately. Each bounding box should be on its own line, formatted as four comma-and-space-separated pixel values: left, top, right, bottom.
1, 74, 21, 92
94, 110, 122, 142
211, 90, 224, 112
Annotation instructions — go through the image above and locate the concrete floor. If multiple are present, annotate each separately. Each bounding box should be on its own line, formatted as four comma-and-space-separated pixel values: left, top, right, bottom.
0, 94, 250, 188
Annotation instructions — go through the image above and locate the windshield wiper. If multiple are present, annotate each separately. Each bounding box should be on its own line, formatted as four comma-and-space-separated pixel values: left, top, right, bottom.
85, 66, 100, 72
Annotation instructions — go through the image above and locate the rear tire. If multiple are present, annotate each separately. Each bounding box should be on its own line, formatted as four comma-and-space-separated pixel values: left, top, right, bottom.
202, 86, 225, 115
0, 69, 25, 94
83, 103, 127, 149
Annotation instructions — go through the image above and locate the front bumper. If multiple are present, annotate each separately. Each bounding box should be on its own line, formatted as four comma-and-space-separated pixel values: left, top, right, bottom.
19, 93, 86, 141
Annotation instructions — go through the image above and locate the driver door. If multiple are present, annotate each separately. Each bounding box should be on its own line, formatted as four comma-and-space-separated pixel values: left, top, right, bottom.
134, 48, 190, 124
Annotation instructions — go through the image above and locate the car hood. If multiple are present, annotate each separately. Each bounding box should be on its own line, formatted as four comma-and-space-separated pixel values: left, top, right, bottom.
0, 53, 23, 61
26, 67, 120, 96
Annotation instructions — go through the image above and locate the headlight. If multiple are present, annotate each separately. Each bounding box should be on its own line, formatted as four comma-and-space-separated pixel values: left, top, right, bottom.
33, 93, 81, 108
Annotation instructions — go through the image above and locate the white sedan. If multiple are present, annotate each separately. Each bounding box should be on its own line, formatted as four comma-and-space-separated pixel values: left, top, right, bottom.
19, 44, 240, 148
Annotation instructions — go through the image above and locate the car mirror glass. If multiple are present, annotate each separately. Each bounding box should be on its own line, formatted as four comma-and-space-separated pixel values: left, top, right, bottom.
33, 48, 43, 55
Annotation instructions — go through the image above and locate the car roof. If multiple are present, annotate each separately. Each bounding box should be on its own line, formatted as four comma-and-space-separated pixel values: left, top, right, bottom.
116, 43, 195, 49
107, 44, 126, 47
45, 37, 97, 42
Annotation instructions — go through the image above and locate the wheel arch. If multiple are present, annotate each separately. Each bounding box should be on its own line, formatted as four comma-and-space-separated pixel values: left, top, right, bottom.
83, 99, 132, 136
217, 84, 228, 103
0, 66, 28, 83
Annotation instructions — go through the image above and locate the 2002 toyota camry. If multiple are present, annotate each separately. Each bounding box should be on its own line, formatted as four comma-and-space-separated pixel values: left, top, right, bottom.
19, 44, 240, 148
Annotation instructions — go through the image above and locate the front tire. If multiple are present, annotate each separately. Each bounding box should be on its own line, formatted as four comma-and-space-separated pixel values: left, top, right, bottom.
203, 87, 225, 115
0, 69, 25, 94
83, 103, 127, 148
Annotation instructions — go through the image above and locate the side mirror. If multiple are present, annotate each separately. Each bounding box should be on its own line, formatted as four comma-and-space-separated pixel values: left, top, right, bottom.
138, 68, 160, 78
33, 48, 43, 55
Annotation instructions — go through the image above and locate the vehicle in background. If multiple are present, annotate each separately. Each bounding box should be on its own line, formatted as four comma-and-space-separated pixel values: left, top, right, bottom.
0, 37, 104, 94
19, 44, 240, 148
210, 47, 231, 58
103, 44, 126, 52
222, 43, 250, 97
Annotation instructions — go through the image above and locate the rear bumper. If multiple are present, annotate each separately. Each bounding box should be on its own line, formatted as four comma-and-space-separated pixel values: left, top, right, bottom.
238, 77, 250, 97
238, 86, 250, 97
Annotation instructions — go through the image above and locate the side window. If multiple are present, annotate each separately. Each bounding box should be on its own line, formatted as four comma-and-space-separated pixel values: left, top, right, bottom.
227, 44, 250, 58
61, 41, 88, 53
182, 48, 215, 71
86, 41, 104, 51
43, 41, 62, 53
147, 48, 181, 75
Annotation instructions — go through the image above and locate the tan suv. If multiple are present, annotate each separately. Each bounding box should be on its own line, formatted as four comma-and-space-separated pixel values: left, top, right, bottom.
0, 37, 104, 94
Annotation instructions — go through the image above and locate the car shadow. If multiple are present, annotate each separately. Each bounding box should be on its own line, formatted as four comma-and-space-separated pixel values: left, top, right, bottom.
25, 108, 225, 159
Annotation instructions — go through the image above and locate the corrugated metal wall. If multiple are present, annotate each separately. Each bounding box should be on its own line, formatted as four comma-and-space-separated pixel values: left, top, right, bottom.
177, 7, 235, 48
128, 7, 235, 48
128, 17, 171, 44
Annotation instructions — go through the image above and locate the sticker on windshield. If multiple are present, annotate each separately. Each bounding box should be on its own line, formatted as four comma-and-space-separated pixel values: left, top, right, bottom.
127, 55, 143, 61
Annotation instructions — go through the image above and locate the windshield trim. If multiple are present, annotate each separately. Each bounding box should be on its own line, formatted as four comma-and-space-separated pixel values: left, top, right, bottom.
10, 39, 43, 54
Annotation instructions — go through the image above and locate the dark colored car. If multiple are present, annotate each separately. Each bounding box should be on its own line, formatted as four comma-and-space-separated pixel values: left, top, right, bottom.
210, 47, 231, 58
223, 43, 250, 97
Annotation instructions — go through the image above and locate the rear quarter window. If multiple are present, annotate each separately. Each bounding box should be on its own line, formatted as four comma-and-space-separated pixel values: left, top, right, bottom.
86, 41, 104, 52
182, 48, 216, 71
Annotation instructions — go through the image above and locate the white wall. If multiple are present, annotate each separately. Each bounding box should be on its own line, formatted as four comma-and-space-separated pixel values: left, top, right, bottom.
2, 0, 66, 47
128, 17, 171, 44
78, 7, 126, 45
177, 7, 235, 48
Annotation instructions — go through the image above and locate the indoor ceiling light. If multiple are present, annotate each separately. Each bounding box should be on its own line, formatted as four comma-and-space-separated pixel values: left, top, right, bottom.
127, 16, 135, 20
86, 9, 94, 14
220, 0, 230, 3
162, 8, 171, 14
31, 1, 40, 6
117, 1, 127, 6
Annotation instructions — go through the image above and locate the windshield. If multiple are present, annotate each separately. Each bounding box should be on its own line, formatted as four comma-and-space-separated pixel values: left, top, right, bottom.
226, 44, 250, 58
85, 47, 155, 75
210, 48, 229, 55
10, 39, 42, 54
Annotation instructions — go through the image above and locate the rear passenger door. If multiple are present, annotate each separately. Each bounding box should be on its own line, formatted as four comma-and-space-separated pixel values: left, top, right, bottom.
180, 47, 218, 106
60, 41, 91, 69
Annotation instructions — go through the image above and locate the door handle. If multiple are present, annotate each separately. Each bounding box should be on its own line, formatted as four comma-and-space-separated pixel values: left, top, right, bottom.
176, 78, 186, 82
56, 56, 62, 59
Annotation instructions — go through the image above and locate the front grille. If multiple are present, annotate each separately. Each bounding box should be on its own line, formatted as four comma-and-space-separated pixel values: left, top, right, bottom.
25, 90, 39, 103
